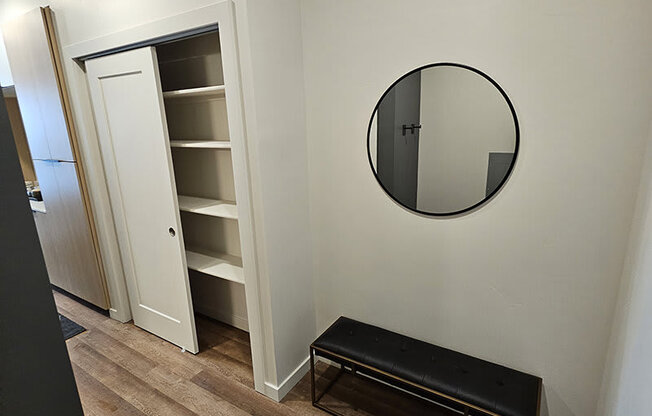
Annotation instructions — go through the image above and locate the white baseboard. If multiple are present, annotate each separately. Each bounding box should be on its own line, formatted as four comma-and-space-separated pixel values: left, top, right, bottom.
263, 355, 311, 402
109, 307, 131, 323
317, 356, 337, 366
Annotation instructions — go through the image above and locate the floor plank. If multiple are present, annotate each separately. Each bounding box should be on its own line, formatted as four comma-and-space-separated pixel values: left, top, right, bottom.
69, 341, 198, 416
72, 362, 146, 416
55, 291, 457, 416
73, 329, 245, 416
191, 369, 300, 416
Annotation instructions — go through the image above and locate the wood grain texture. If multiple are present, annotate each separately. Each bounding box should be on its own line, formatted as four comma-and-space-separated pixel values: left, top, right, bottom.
1, 7, 72, 161
42, 6, 110, 308
54, 291, 456, 416
3, 6, 108, 309
33, 161, 108, 308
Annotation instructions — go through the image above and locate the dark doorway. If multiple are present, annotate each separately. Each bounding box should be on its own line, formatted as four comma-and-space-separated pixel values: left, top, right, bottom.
377, 71, 421, 210
486, 152, 514, 197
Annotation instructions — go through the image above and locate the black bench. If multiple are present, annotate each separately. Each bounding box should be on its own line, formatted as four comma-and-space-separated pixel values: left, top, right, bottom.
310, 317, 541, 416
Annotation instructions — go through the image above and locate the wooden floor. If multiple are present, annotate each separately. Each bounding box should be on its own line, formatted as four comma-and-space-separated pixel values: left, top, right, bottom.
54, 291, 456, 416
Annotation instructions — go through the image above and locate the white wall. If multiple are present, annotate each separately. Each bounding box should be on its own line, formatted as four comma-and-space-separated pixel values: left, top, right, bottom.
0, 31, 13, 86
417, 66, 514, 212
597, 125, 652, 415
0, 0, 221, 47
300, 1, 652, 415
0, 0, 314, 398
233, 0, 315, 390
3, 0, 652, 409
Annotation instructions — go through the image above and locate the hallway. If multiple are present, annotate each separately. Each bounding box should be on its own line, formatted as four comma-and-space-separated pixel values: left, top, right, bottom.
54, 290, 452, 416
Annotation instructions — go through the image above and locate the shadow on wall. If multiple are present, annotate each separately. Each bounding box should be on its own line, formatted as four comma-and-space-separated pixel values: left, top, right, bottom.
541, 385, 576, 416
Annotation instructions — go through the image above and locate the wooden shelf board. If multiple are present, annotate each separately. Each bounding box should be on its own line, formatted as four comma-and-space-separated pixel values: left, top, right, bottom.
162, 85, 225, 98
178, 195, 237, 219
185, 248, 244, 284
170, 140, 231, 149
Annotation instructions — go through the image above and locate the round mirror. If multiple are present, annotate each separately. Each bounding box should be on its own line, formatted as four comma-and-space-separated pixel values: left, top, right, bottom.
367, 63, 519, 216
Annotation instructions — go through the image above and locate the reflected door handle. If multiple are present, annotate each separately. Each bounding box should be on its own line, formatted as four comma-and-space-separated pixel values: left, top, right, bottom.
402, 123, 422, 136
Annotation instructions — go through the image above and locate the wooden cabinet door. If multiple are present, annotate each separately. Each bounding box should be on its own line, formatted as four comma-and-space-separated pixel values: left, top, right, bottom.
32, 160, 108, 308
86, 47, 198, 353
2, 7, 74, 162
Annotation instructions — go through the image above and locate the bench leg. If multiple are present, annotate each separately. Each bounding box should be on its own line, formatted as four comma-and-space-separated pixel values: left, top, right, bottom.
311, 348, 348, 415
310, 347, 316, 404
315, 364, 345, 403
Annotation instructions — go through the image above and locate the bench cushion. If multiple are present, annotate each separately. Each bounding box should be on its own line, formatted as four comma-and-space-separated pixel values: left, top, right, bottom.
312, 317, 540, 416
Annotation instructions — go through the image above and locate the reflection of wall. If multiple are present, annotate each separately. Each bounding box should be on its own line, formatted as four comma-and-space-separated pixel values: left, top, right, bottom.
302, 1, 652, 415
416, 67, 514, 212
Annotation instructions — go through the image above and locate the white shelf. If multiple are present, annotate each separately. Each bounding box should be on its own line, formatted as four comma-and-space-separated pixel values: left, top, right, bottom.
169, 140, 231, 149
185, 248, 244, 284
162, 85, 225, 98
29, 200, 46, 213
178, 195, 238, 220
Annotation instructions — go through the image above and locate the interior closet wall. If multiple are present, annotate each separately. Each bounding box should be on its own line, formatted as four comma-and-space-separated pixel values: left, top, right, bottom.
300, 1, 652, 416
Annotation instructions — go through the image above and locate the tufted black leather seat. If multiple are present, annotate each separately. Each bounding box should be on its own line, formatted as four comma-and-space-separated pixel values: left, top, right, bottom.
312, 317, 541, 416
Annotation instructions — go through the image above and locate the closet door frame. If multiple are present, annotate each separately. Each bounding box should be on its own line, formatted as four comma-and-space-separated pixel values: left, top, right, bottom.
64, 1, 269, 395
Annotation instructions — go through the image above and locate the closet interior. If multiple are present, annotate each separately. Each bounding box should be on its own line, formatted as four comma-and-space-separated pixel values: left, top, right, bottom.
156, 32, 249, 334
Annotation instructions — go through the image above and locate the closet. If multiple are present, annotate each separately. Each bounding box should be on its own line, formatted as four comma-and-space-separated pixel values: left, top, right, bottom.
159, 32, 249, 331
86, 29, 251, 354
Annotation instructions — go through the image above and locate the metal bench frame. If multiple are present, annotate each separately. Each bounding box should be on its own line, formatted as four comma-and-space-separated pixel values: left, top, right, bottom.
310, 344, 542, 416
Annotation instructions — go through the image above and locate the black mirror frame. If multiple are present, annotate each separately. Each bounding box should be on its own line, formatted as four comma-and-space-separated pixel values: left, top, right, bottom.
366, 62, 520, 217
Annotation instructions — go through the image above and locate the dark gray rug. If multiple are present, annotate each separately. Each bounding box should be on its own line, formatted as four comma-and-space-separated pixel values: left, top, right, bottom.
59, 314, 85, 340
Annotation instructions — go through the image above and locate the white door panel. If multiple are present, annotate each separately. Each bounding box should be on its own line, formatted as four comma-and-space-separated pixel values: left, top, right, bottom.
86, 47, 197, 353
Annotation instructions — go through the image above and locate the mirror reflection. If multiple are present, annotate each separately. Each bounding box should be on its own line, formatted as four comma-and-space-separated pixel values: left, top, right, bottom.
368, 64, 518, 215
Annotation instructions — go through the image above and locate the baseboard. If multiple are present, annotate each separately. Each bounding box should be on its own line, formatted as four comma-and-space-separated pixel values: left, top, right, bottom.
109, 307, 131, 323
263, 355, 311, 402
194, 304, 249, 332
52, 285, 109, 317
317, 356, 337, 366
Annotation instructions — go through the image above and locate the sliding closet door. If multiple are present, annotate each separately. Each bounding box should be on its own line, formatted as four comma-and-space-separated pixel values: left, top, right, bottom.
86, 47, 198, 353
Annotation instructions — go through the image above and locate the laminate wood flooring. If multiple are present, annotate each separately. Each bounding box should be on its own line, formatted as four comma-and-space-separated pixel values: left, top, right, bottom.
53, 291, 456, 416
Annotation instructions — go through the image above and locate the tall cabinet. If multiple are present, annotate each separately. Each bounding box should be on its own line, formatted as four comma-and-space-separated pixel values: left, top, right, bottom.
86, 27, 251, 353
2, 7, 109, 309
